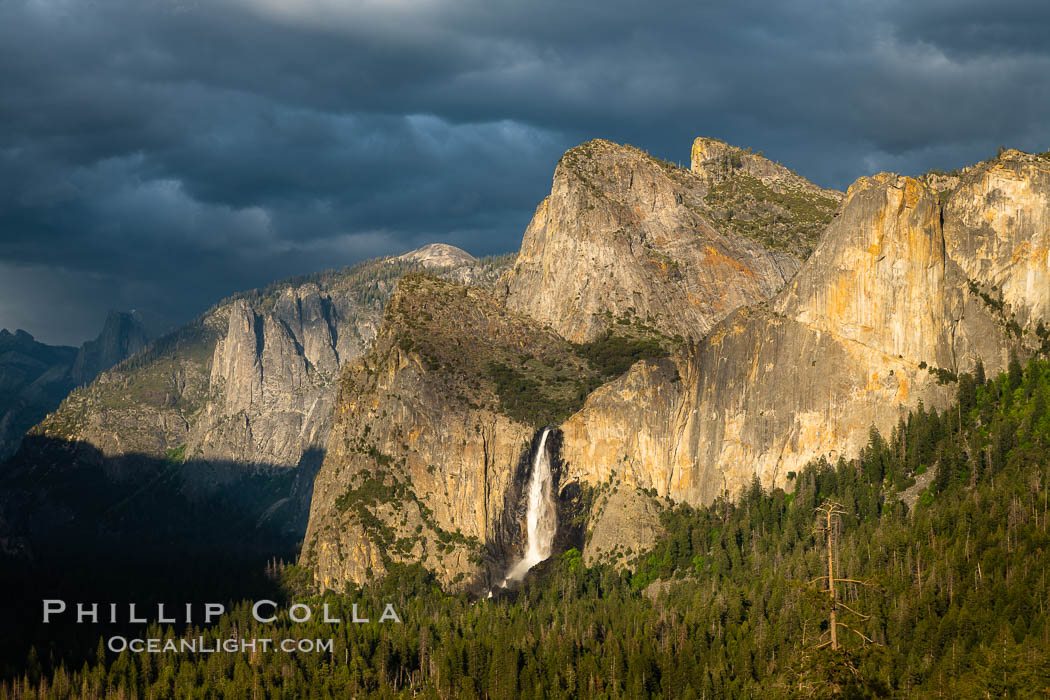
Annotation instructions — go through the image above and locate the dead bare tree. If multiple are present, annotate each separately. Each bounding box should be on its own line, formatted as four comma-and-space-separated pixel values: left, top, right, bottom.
810, 500, 880, 650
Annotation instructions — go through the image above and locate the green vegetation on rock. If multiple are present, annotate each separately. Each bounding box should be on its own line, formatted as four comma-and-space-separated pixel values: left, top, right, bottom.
369, 274, 675, 428
704, 174, 839, 256
573, 329, 667, 378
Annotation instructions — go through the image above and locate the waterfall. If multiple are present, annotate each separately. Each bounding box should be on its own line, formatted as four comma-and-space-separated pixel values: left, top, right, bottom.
495, 427, 557, 590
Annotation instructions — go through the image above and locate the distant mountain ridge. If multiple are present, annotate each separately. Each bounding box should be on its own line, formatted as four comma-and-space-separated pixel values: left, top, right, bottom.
396, 243, 476, 268
0, 247, 513, 560
70, 311, 152, 386
0, 311, 151, 462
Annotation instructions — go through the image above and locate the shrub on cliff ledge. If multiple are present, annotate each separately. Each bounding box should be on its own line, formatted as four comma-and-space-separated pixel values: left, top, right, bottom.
573, 330, 666, 377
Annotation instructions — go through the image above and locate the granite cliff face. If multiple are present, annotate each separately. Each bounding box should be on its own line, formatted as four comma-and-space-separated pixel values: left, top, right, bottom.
943, 150, 1050, 330
302, 139, 846, 584
302, 275, 603, 591
499, 139, 840, 343
186, 248, 511, 509
559, 155, 1048, 505
187, 283, 367, 480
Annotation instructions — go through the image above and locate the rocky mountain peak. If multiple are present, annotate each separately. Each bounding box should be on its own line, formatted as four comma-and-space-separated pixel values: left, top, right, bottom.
553, 138, 684, 198
0, 330, 77, 461
501, 138, 819, 343
0, 328, 37, 349
690, 137, 836, 195
396, 243, 476, 269
71, 310, 151, 386
1, 312, 154, 462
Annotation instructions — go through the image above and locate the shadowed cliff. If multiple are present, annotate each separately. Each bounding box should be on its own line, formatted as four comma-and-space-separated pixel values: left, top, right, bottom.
0, 435, 312, 677
0, 435, 314, 560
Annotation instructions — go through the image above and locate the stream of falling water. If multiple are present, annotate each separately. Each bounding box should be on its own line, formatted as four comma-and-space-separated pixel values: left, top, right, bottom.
490, 427, 557, 594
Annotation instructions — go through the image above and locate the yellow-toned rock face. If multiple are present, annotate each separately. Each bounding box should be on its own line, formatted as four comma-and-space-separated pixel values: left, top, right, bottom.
560, 158, 1045, 504
776, 173, 982, 367
944, 152, 1050, 330
500, 139, 840, 343
560, 311, 949, 505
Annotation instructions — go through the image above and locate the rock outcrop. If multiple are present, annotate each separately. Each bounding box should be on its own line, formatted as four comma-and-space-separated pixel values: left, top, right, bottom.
690, 137, 840, 196
396, 243, 476, 269
942, 150, 1050, 331
500, 139, 840, 343
690, 138, 845, 258
302, 275, 603, 591
559, 155, 1049, 504
582, 482, 666, 567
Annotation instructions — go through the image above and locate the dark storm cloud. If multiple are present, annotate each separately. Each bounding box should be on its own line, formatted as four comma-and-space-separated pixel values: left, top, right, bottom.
2, 0, 1049, 343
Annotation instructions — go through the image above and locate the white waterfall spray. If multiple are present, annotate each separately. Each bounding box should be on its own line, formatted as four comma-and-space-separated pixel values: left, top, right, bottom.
493, 427, 557, 591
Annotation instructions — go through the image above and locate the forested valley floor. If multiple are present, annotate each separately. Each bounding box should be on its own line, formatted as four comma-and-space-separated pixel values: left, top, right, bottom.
5, 357, 1050, 699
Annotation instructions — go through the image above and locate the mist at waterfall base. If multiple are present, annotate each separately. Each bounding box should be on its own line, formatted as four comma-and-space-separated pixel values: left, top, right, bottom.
490, 428, 557, 596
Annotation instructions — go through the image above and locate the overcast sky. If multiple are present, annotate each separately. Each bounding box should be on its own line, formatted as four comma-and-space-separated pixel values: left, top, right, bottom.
2, 0, 1048, 344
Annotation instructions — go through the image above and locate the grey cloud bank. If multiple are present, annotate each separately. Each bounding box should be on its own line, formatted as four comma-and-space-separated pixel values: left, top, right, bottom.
2, 0, 1048, 343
